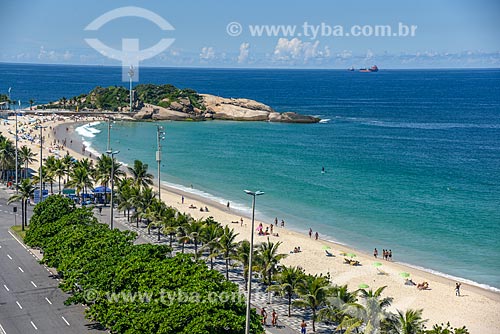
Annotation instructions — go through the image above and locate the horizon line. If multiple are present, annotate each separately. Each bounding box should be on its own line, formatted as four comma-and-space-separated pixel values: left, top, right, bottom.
1, 61, 499, 71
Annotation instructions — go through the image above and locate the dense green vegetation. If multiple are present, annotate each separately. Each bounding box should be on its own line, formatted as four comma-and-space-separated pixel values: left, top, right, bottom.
41, 84, 205, 112
24, 195, 263, 334
0, 94, 9, 102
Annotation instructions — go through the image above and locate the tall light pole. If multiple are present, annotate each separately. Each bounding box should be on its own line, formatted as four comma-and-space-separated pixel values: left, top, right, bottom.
14, 100, 20, 193
156, 125, 165, 202
106, 150, 119, 229
8, 87, 11, 110
106, 117, 113, 152
37, 126, 47, 203
244, 189, 264, 334
128, 66, 134, 112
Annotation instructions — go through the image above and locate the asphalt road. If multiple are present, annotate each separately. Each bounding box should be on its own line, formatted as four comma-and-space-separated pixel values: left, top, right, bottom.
0, 188, 104, 334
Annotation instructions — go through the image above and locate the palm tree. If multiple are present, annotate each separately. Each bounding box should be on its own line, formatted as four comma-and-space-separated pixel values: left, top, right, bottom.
0, 135, 15, 182
127, 160, 153, 189
388, 309, 426, 334
255, 238, 287, 285
60, 97, 67, 109
234, 240, 252, 290
8, 179, 36, 231
61, 154, 74, 183
144, 198, 171, 240
268, 266, 306, 316
52, 159, 66, 194
345, 286, 393, 334
116, 178, 134, 221
131, 186, 155, 228
293, 274, 331, 332
318, 284, 358, 325
94, 154, 124, 205
43, 156, 57, 194
18, 145, 37, 179
66, 166, 93, 202
217, 226, 239, 280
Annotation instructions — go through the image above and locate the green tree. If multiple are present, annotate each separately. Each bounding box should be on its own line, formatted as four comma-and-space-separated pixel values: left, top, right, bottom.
66, 166, 93, 202
388, 309, 427, 334
217, 226, 239, 280
127, 159, 153, 189
0, 135, 15, 182
200, 218, 223, 269
268, 266, 306, 316
424, 322, 469, 334
345, 286, 393, 334
18, 145, 37, 179
255, 238, 287, 285
8, 178, 36, 231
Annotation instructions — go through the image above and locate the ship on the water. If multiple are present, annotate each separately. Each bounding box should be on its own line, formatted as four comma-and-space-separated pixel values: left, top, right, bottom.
359, 65, 379, 72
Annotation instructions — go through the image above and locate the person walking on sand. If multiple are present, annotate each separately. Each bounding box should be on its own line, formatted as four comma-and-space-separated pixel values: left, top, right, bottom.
240, 217, 243, 227
309, 228, 313, 238
271, 309, 277, 327
181, 195, 184, 204
374, 248, 378, 258
315, 231, 319, 240
455, 282, 461, 296
389, 249, 392, 261
227, 201, 230, 209
300, 320, 307, 334
275, 217, 278, 226
281, 219, 285, 227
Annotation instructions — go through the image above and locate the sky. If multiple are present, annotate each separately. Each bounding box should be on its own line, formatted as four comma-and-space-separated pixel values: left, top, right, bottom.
1, 0, 499, 68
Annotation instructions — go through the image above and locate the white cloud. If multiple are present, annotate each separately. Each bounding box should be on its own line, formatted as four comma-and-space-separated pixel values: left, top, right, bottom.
273, 38, 330, 63
200, 46, 215, 60
237, 42, 250, 64
337, 50, 353, 59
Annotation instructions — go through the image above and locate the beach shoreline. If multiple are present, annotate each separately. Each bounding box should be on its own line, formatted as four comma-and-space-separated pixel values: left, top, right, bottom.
3, 114, 500, 333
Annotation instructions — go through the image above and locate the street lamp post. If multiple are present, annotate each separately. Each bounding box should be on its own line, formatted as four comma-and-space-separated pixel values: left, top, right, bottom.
106, 117, 113, 152
128, 66, 134, 112
156, 126, 165, 202
244, 189, 264, 334
37, 126, 47, 202
106, 150, 119, 230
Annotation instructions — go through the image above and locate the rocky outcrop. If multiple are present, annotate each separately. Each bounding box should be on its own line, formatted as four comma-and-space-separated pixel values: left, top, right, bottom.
133, 94, 319, 123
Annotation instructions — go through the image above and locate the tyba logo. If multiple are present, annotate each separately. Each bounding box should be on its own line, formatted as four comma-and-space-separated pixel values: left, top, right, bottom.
84, 6, 175, 81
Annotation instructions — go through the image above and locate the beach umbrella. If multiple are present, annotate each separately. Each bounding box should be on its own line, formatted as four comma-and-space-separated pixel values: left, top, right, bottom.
322, 245, 331, 250
400, 272, 411, 278
373, 262, 383, 267
358, 283, 369, 289
347, 253, 357, 258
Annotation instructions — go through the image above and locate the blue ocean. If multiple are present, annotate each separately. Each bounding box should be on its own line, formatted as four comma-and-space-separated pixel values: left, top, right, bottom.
1, 63, 499, 290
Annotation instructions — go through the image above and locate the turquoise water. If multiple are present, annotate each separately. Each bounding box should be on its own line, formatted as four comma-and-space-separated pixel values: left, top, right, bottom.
2, 64, 499, 290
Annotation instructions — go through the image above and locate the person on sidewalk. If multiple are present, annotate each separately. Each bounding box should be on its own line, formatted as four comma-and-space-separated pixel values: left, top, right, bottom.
300, 320, 307, 334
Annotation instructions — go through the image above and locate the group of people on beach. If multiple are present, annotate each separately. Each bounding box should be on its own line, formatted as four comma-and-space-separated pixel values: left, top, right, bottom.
257, 222, 280, 237
308, 227, 319, 240
374, 248, 392, 260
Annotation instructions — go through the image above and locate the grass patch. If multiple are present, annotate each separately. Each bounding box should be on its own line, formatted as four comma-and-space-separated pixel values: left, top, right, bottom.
11, 225, 28, 240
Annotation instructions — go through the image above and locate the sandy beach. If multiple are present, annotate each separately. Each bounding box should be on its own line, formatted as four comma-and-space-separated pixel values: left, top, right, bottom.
1, 113, 499, 334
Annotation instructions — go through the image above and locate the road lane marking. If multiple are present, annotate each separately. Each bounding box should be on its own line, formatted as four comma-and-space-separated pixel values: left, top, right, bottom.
61, 316, 70, 326
30, 281, 37, 288
16, 301, 22, 309
0, 322, 7, 334
45, 297, 52, 305
8, 230, 27, 249
18, 267, 24, 273
30, 321, 38, 330
7, 254, 12, 260
3, 284, 9, 292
